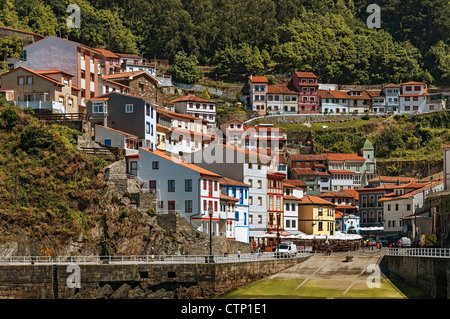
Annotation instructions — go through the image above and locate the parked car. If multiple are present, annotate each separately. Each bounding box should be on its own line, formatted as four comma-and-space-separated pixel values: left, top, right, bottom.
399, 237, 411, 247
275, 242, 298, 258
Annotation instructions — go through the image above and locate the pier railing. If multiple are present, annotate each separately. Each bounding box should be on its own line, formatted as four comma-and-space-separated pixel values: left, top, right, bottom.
0, 252, 311, 265
386, 248, 450, 258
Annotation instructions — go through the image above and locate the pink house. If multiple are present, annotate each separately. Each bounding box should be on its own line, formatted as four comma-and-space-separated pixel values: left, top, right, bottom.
293, 71, 320, 114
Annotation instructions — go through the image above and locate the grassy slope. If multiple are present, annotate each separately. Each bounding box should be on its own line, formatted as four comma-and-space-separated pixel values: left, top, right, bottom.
0, 102, 108, 242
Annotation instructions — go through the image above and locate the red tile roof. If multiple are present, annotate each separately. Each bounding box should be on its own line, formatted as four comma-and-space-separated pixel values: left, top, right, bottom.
368, 176, 418, 184
321, 153, 366, 162
95, 48, 120, 59
267, 84, 298, 94
285, 180, 308, 188
219, 176, 250, 187
220, 194, 239, 201
329, 170, 355, 174
102, 70, 158, 82
170, 94, 214, 104
298, 195, 336, 206
295, 71, 317, 78
289, 154, 326, 161
317, 191, 355, 199
249, 76, 268, 83
284, 195, 300, 200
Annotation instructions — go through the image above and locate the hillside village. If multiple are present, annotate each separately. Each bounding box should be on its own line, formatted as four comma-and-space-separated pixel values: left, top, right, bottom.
1, 27, 450, 252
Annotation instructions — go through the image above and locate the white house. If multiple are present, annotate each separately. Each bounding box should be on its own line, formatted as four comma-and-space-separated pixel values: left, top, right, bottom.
128, 147, 223, 237
94, 125, 140, 155
219, 194, 238, 240
170, 94, 216, 127
379, 180, 444, 237
185, 142, 270, 242
399, 82, 428, 114
220, 176, 251, 243
283, 181, 302, 235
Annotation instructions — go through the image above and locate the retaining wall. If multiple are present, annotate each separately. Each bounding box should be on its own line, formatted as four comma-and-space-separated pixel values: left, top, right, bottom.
0, 256, 309, 299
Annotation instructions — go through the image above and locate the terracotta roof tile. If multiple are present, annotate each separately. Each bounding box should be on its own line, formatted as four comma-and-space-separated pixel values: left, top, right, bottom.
249, 76, 268, 83
170, 94, 214, 104
298, 195, 336, 206
219, 176, 250, 187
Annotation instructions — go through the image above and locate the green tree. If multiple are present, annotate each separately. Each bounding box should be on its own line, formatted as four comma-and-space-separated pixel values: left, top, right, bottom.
24, 1, 57, 36
168, 51, 203, 84
199, 87, 211, 100
0, 35, 22, 61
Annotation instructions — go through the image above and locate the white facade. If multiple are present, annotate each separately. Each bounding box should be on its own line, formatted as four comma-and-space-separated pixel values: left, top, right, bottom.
94, 125, 139, 155
131, 148, 222, 236
383, 182, 443, 235
245, 160, 268, 239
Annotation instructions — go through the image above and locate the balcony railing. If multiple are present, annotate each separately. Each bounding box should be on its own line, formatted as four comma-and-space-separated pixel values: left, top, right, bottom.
16, 101, 66, 113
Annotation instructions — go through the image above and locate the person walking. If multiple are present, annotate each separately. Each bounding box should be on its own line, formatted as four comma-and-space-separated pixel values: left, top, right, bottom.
237, 249, 241, 260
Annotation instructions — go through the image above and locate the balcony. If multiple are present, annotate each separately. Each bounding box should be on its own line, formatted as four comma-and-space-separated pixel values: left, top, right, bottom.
16, 101, 66, 113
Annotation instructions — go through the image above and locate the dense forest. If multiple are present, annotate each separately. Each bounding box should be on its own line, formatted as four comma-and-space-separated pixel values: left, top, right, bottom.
0, 0, 449, 85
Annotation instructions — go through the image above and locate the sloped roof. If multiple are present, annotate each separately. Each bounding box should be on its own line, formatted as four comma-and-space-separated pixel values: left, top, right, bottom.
295, 71, 317, 78
1, 67, 63, 86
267, 83, 298, 94
170, 94, 214, 104
368, 176, 418, 184
102, 70, 159, 83
220, 194, 239, 201
140, 148, 222, 178
219, 176, 250, 187
95, 48, 120, 59
285, 179, 308, 188
317, 191, 355, 199
298, 195, 336, 206
321, 153, 366, 162
95, 124, 139, 139
249, 76, 268, 83
289, 154, 326, 161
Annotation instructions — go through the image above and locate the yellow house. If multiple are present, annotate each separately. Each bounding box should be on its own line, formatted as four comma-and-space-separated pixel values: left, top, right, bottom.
298, 195, 336, 236
0, 67, 79, 113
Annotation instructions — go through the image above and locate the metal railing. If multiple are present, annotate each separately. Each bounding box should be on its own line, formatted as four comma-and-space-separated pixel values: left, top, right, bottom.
0, 252, 311, 265
386, 248, 450, 258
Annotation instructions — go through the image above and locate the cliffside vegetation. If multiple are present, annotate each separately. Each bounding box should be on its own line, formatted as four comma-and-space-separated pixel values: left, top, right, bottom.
277, 111, 450, 163
0, 99, 109, 242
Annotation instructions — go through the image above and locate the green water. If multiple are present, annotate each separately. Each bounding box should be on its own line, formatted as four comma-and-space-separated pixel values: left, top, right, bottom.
214, 276, 430, 299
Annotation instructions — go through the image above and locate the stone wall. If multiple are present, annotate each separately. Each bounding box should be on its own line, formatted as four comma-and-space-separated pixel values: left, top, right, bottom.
0, 256, 309, 299
384, 255, 450, 298
249, 114, 367, 125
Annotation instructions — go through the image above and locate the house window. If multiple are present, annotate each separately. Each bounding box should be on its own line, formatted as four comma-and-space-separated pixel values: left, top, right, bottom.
152, 161, 159, 170
125, 104, 133, 113
185, 200, 193, 213
149, 180, 156, 192
93, 102, 105, 113
18, 76, 24, 85
168, 201, 175, 212
168, 180, 175, 192
318, 222, 323, 231
258, 197, 262, 206
146, 122, 151, 134
26, 76, 33, 85
185, 179, 192, 192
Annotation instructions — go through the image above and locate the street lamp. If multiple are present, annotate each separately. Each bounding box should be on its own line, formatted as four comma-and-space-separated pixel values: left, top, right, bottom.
208, 206, 214, 263
276, 212, 281, 254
